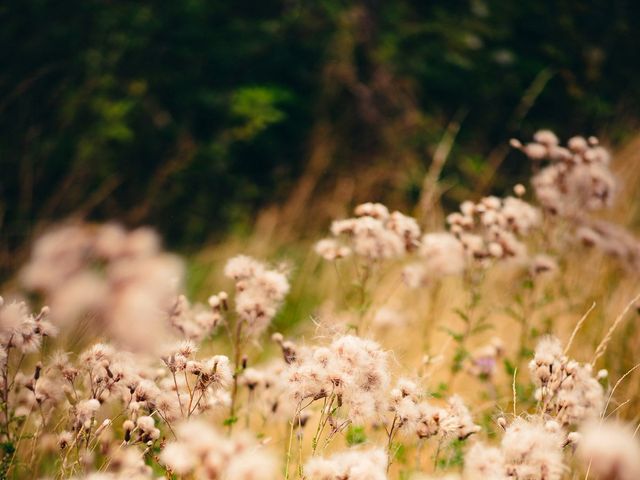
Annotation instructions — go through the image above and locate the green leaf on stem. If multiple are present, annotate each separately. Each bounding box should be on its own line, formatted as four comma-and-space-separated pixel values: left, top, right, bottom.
345, 425, 367, 446
223, 416, 238, 426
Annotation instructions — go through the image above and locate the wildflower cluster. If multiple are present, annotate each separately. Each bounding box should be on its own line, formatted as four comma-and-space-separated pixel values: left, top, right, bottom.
388, 379, 480, 443
465, 417, 565, 480
529, 337, 604, 427
0, 130, 639, 480
576, 421, 640, 480
168, 293, 226, 341
287, 335, 390, 424
403, 191, 541, 287
160, 420, 278, 479
0, 297, 56, 356
20, 223, 182, 352
316, 202, 420, 262
446, 193, 541, 264
513, 130, 640, 270
305, 447, 388, 480
224, 255, 290, 337
402, 232, 466, 287
512, 131, 614, 216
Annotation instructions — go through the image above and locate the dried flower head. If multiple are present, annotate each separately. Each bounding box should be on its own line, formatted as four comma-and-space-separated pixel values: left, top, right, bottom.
529, 336, 604, 427
321, 203, 421, 262
20, 223, 183, 353
446, 194, 540, 265
403, 232, 466, 287
577, 421, 640, 480
160, 420, 279, 479
304, 447, 387, 480
225, 255, 290, 337
513, 131, 616, 218
501, 417, 565, 480
287, 335, 390, 424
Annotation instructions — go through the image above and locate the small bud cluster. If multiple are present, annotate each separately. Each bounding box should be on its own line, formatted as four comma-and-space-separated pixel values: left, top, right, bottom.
316, 202, 421, 261
513, 131, 640, 272
0, 298, 57, 357
445, 194, 541, 263
404, 193, 541, 287
161, 340, 233, 416
224, 255, 290, 337
529, 337, 604, 427
512, 131, 614, 217
169, 292, 226, 341
389, 379, 480, 441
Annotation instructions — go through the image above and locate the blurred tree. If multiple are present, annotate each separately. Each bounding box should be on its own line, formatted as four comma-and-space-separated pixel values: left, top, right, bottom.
1, 0, 639, 273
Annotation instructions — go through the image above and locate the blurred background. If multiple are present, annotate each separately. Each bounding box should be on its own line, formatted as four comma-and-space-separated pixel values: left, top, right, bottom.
2, 0, 640, 277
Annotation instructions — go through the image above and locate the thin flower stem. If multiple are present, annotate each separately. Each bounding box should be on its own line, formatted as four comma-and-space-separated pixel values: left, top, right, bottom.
448, 277, 481, 388
512, 367, 518, 417
564, 302, 596, 355
592, 292, 640, 367
245, 390, 253, 429
187, 373, 202, 415
284, 402, 302, 480
315, 395, 337, 452
297, 413, 304, 478
2, 339, 13, 442
423, 282, 441, 353
355, 261, 372, 334
310, 395, 329, 455
188, 386, 208, 417
386, 414, 398, 473
517, 276, 534, 362
171, 372, 185, 417
321, 419, 350, 451
433, 438, 443, 471
228, 319, 245, 433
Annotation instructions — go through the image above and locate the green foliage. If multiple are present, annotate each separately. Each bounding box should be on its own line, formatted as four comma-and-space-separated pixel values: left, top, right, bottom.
431, 382, 449, 399
504, 358, 516, 376
345, 425, 367, 446
223, 416, 238, 427
452, 346, 469, 373
229, 86, 292, 140
0, 442, 15, 479
390, 441, 407, 464
437, 438, 466, 469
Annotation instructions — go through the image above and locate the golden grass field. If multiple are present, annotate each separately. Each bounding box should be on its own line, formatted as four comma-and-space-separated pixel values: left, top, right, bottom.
2, 131, 640, 479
